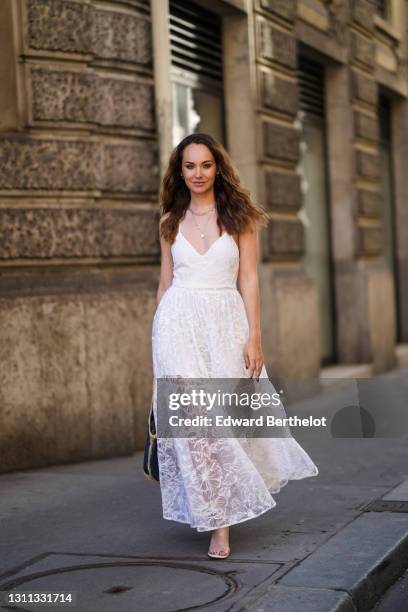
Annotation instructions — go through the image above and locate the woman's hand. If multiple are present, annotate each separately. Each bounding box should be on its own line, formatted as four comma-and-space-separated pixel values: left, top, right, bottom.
243, 335, 264, 380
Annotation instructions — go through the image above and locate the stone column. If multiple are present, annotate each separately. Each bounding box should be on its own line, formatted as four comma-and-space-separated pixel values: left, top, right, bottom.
348, 1, 397, 372
0, 0, 160, 472
252, 0, 320, 378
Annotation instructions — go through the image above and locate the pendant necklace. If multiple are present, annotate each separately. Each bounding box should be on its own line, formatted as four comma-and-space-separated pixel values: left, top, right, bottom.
188, 206, 215, 238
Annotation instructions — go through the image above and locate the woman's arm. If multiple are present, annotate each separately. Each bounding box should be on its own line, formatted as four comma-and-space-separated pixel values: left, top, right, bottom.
156, 213, 174, 306
237, 222, 264, 379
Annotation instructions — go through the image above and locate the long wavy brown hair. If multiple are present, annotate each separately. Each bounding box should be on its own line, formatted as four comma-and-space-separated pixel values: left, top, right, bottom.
159, 133, 270, 244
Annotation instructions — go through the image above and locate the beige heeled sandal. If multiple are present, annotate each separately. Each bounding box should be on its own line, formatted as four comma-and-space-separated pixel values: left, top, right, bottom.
207, 546, 231, 559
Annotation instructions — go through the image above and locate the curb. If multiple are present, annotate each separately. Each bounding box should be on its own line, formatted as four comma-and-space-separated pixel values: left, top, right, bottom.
249, 478, 408, 612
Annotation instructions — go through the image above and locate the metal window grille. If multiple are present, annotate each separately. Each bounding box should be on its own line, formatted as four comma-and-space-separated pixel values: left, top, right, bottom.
169, 0, 223, 83
298, 56, 325, 118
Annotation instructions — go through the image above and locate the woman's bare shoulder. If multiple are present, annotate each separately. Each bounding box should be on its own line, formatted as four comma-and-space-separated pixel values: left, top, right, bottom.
233, 220, 258, 249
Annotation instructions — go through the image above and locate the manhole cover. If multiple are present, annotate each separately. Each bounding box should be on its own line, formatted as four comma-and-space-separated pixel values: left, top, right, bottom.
0, 561, 237, 612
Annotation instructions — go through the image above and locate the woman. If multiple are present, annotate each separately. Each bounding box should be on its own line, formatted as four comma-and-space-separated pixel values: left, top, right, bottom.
151, 133, 318, 559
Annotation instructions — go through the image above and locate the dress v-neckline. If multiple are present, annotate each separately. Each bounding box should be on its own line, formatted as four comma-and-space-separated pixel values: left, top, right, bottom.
178, 226, 227, 257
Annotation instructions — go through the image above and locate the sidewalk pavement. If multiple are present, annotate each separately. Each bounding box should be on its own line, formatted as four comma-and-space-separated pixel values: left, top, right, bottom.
1, 367, 408, 612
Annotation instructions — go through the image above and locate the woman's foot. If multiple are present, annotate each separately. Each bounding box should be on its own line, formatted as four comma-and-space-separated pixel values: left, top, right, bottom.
208, 526, 230, 559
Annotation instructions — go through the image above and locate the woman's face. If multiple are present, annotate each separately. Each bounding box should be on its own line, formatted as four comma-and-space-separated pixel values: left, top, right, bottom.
181, 143, 217, 196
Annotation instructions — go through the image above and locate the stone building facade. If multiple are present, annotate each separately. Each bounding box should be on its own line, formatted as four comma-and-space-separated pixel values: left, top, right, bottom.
0, 0, 407, 472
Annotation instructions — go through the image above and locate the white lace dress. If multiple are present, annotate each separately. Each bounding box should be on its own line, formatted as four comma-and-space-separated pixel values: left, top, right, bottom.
151, 223, 319, 532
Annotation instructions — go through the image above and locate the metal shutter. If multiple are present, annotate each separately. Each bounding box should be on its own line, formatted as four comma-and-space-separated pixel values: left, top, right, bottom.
297, 56, 325, 118
169, 0, 223, 82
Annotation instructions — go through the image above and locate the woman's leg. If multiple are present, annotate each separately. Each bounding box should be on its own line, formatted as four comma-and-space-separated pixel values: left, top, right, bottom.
208, 526, 230, 556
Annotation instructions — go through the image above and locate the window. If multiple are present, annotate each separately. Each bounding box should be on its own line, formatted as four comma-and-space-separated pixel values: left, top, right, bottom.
375, 0, 389, 20
169, 0, 225, 146
378, 94, 400, 338
297, 55, 335, 365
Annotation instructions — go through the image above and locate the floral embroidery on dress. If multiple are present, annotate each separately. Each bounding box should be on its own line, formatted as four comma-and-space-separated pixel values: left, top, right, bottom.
151, 225, 319, 532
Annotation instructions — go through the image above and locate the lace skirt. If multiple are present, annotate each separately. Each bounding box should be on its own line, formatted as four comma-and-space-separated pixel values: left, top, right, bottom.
151, 285, 319, 532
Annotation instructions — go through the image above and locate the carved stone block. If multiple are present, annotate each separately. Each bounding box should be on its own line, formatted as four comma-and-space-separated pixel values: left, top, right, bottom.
353, 110, 379, 142
263, 121, 299, 162
357, 188, 381, 217
264, 169, 301, 209
355, 149, 379, 180
30, 67, 155, 129
91, 5, 151, 64
0, 208, 160, 259
258, 19, 296, 69
357, 225, 383, 255
0, 138, 158, 192
350, 69, 377, 105
261, 71, 298, 115
351, 31, 375, 68
27, 0, 151, 65
102, 143, 158, 192
27, 0, 92, 53
267, 219, 304, 255
259, 0, 297, 22
352, 0, 374, 32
